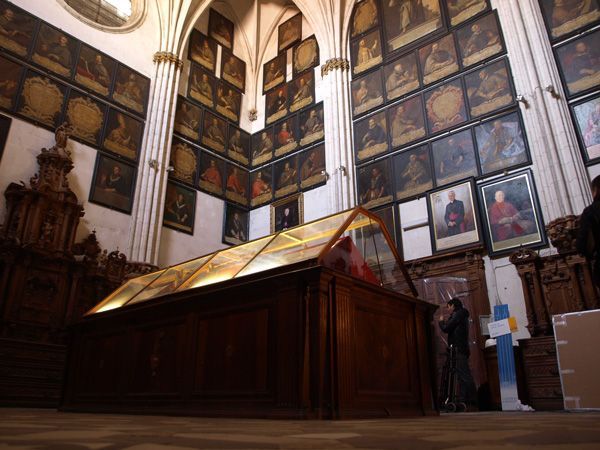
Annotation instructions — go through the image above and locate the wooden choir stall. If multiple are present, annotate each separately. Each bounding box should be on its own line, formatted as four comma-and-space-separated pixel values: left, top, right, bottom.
61, 208, 439, 419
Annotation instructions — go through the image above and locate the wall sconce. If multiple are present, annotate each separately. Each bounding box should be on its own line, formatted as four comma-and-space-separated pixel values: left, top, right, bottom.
544, 85, 560, 99
148, 159, 159, 170
166, 165, 175, 172
248, 108, 258, 121
336, 165, 347, 176
321, 169, 330, 181
516, 94, 529, 109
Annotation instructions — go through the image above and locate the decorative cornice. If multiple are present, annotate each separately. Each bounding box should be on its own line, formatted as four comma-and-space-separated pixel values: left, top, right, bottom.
321, 58, 350, 77
153, 52, 184, 70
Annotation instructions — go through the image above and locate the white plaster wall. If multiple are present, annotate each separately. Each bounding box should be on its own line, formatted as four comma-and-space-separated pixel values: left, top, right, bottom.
398, 198, 431, 261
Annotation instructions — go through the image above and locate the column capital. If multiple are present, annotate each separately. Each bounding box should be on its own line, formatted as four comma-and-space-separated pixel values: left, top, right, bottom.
321, 57, 350, 78
153, 51, 184, 71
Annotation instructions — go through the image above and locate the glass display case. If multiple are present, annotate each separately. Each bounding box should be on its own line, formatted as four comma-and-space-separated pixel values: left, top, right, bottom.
87, 207, 416, 315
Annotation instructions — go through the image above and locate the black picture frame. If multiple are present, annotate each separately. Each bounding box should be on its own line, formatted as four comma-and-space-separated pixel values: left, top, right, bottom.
215, 78, 241, 124
554, 29, 600, 99
455, 10, 505, 69
263, 53, 286, 94
169, 136, 199, 186
427, 178, 482, 255
299, 143, 327, 191
473, 109, 531, 177
225, 163, 249, 207
477, 168, 547, 257
464, 58, 515, 119
250, 166, 273, 208
357, 157, 393, 209
0, 54, 25, 113
16, 68, 67, 131
350, 0, 380, 40
274, 115, 299, 158
265, 84, 288, 125
188, 62, 216, 109
424, 77, 468, 135
274, 153, 299, 199
431, 127, 479, 187
292, 35, 319, 78
220, 48, 246, 92
538, 0, 600, 42
31, 22, 79, 79
208, 8, 234, 50
446, 0, 489, 27
222, 202, 249, 245
163, 181, 196, 235
188, 29, 217, 73
111, 63, 150, 117
0, 0, 39, 59
350, 29, 382, 77
418, 33, 460, 86
387, 94, 426, 149
0, 113, 11, 163
102, 107, 144, 162
64, 88, 106, 147
198, 150, 226, 197
392, 143, 433, 201
289, 70, 315, 113
298, 102, 324, 147
251, 126, 274, 166
201, 110, 227, 154
570, 92, 600, 164
173, 95, 202, 143
278, 13, 302, 53
89, 152, 137, 214
227, 124, 251, 167
74, 43, 116, 98
351, 67, 384, 118
354, 109, 389, 163
383, 51, 420, 102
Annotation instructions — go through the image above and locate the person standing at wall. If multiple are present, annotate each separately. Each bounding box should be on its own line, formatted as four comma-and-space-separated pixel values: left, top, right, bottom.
576, 175, 600, 290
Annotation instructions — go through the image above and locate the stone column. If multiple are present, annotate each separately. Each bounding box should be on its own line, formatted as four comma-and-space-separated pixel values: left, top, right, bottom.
321, 57, 356, 213
127, 52, 184, 264
492, 0, 592, 224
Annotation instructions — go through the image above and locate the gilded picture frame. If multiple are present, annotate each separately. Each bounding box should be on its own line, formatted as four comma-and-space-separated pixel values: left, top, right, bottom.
270, 192, 304, 233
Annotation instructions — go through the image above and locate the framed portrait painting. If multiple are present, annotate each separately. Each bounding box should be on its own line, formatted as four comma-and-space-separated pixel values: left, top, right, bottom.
227, 125, 250, 166
555, 29, 600, 98
299, 102, 324, 147
75, 44, 115, 97
357, 158, 393, 209
538, 0, 600, 41
251, 127, 274, 166
89, 153, 136, 214
382, 0, 443, 54
220, 49, 246, 92
474, 110, 530, 176
215, 79, 241, 123
188, 30, 217, 73
478, 169, 546, 256
112, 64, 150, 116
571, 93, 600, 163
289, 70, 314, 113
446, 0, 489, 26
225, 163, 249, 206
65, 89, 106, 147
392, 144, 433, 201
388, 94, 426, 149
274, 115, 299, 157
351, 68, 384, 117
263, 53, 286, 94
201, 111, 227, 153
270, 192, 304, 233
431, 128, 478, 187
293, 35, 319, 78
265, 85, 288, 125
0, 55, 24, 112
351, 0, 379, 39
418, 33, 459, 86
0, 0, 38, 58
188, 63, 215, 109
278, 13, 302, 53
274, 154, 299, 199
250, 166, 273, 208
350, 29, 382, 76
103, 108, 143, 161
299, 143, 326, 190
456, 11, 504, 69
169, 136, 199, 186
372, 204, 400, 263
198, 151, 225, 197
32, 23, 78, 79
424, 78, 467, 134
173, 96, 201, 142
427, 179, 482, 254
465, 58, 514, 119
163, 181, 196, 235
383, 52, 420, 102
208, 8, 234, 50
354, 110, 389, 162
17, 70, 67, 130
0, 113, 10, 163
223, 203, 249, 245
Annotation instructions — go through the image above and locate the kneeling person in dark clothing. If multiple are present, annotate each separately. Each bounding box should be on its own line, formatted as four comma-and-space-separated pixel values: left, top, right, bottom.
439, 297, 477, 406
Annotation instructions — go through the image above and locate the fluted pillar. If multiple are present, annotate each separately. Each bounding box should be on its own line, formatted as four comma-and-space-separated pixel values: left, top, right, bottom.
492, 0, 592, 224
321, 57, 356, 213
127, 52, 184, 264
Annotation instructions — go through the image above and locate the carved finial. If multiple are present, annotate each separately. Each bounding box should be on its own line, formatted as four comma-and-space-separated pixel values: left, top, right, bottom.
54, 122, 73, 151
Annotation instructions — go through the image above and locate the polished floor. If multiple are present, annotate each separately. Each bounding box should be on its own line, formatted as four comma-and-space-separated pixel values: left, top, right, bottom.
1, 408, 600, 449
